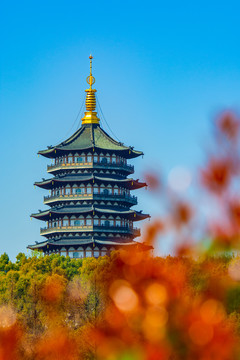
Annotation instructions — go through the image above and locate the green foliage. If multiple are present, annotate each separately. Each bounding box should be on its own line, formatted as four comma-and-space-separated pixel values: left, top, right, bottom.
0, 252, 240, 340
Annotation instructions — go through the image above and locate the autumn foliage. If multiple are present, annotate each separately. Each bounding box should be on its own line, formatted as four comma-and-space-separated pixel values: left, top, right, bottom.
1, 112, 240, 359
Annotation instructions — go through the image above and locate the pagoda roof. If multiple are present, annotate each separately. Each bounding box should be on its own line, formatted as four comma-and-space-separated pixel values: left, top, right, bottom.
38, 124, 143, 159
27, 237, 152, 251
31, 205, 149, 221
35, 174, 147, 190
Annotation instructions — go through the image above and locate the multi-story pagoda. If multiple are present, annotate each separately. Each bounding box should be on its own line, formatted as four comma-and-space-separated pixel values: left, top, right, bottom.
28, 56, 150, 258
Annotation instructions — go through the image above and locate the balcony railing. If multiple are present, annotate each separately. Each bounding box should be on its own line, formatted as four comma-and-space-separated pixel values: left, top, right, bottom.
43, 193, 137, 205
47, 161, 134, 173
40, 225, 140, 237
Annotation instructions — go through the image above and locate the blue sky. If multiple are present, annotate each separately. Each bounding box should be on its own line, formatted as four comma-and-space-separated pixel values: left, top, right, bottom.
1, 0, 240, 259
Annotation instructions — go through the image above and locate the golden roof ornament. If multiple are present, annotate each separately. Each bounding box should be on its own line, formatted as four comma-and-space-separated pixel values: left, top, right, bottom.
82, 55, 100, 124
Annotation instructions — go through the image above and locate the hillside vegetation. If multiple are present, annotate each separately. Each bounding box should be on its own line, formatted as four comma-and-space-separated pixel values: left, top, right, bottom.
0, 251, 240, 359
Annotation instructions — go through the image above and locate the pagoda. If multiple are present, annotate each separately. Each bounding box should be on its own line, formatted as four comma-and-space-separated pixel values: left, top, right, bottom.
28, 56, 150, 258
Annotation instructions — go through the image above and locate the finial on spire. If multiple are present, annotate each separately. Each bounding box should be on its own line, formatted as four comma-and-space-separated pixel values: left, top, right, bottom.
82, 55, 100, 125
87, 55, 95, 90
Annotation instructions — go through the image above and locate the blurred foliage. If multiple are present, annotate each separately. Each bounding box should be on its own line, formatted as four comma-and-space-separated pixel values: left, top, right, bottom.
0, 252, 240, 359
1, 112, 240, 359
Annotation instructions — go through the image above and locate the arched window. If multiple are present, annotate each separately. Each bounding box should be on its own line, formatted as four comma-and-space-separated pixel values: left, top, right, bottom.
103, 188, 109, 195
68, 154, 73, 163
100, 184, 105, 194
74, 153, 80, 163
87, 153, 92, 162
105, 220, 110, 227
93, 247, 100, 258
72, 185, 78, 194
77, 155, 84, 163
86, 184, 92, 194
93, 217, 99, 226
101, 247, 107, 256
100, 216, 106, 226
112, 154, 116, 163
62, 217, 69, 226
65, 186, 71, 195
60, 248, 66, 256
86, 216, 92, 226
85, 247, 92, 258
68, 247, 75, 258
77, 247, 84, 258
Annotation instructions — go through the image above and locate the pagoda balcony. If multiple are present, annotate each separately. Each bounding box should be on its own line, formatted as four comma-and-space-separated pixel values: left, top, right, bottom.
40, 225, 140, 237
47, 161, 134, 174
43, 193, 137, 205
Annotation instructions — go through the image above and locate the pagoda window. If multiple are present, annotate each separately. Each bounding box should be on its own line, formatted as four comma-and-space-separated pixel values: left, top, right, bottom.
86, 185, 92, 194
80, 185, 85, 193
65, 187, 71, 195
93, 247, 99, 258
101, 157, 107, 164
109, 219, 114, 226
77, 247, 84, 258
73, 252, 79, 259
68, 155, 73, 163
93, 185, 98, 194
75, 188, 82, 194
93, 218, 99, 226
105, 220, 110, 227
79, 217, 84, 226
103, 188, 109, 195
63, 218, 69, 226
101, 247, 107, 256
116, 218, 121, 226
86, 218, 92, 226
85, 247, 92, 258
100, 217, 106, 226
112, 154, 116, 163
87, 153, 92, 162
68, 247, 75, 258
74, 154, 79, 163
77, 156, 83, 163
114, 187, 119, 195
93, 155, 98, 163
60, 248, 66, 256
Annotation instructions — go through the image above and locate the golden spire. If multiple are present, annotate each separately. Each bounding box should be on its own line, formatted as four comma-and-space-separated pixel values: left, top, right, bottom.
81, 55, 100, 124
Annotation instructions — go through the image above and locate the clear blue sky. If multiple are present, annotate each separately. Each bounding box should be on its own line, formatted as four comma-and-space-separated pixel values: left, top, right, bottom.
1, 0, 240, 259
